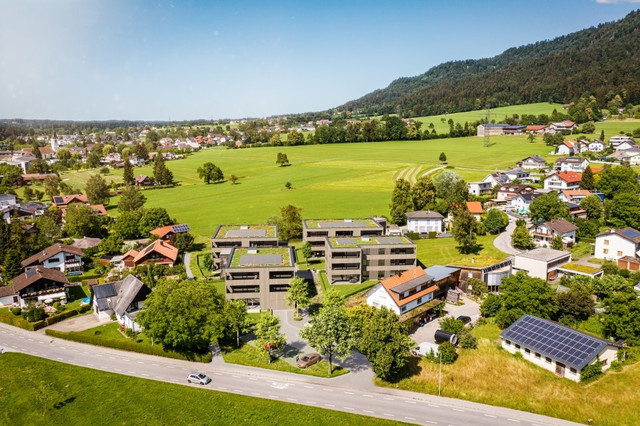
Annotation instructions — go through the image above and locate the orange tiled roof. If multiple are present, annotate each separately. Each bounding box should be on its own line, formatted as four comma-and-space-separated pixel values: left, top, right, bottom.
466, 201, 483, 214
380, 267, 438, 307
133, 240, 178, 264
556, 171, 582, 183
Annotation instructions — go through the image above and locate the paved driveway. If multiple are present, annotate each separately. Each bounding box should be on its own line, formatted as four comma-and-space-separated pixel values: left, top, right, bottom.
493, 219, 520, 255
409, 295, 481, 344
41, 312, 110, 333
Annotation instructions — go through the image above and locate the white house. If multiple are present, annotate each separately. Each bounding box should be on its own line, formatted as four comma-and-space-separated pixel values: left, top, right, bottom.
595, 227, 640, 261
504, 168, 531, 183
614, 140, 638, 151
467, 181, 492, 196
610, 135, 634, 148
405, 211, 444, 234
365, 266, 438, 317
555, 140, 576, 156
501, 314, 619, 382
550, 120, 578, 133
554, 157, 590, 173
532, 218, 578, 247
92, 275, 151, 332
588, 140, 606, 152
543, 172, 581, 191
0, 267, 73, 307
20, 243, 84, 275
517, 155, 546, 170
496, 184, 534, 202
513, 248, 571, 280
510, 193, 538, 213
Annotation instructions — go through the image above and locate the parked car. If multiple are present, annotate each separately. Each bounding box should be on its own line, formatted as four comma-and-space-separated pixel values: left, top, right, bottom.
457, 315, 472, 325
187, 372, 211, 385
296, 353, 321, 369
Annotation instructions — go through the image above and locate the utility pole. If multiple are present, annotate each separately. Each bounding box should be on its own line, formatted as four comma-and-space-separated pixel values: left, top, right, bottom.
438, 349, 442, 396
484, 105, 491, 148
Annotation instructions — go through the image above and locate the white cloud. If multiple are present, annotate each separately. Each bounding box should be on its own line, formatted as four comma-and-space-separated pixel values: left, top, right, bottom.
596, 0, 640, 4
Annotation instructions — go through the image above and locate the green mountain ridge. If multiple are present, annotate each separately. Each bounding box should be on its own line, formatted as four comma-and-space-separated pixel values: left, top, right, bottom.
339, 10, 640, 117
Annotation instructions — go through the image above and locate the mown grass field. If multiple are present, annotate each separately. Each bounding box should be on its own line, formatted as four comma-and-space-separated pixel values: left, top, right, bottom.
416, 235, 507, 267
0, 353, 397, 425
377, 324, 640, 426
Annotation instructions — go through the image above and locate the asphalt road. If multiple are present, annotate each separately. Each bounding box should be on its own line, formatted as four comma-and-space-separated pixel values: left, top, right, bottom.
0, 323, 577, 426
493, 218, 520, 255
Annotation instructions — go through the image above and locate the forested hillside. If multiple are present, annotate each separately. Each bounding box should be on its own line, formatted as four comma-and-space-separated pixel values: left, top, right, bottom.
340, 10, 640, 117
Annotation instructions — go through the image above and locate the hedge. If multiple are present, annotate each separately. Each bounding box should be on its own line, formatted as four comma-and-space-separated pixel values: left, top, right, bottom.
0, 311, 45, 331
68, 274, 103, 283
45, 329, 212, 363
45, 305, 90, 326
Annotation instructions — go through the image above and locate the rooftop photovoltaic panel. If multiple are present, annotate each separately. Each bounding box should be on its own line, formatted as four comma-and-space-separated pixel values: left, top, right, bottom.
318, 221, 365, 228
335, 238, 356, 245
25, 268, 38, 278
239, 254, 283, 266
500, 315, 608, 370
171, 224, 190, 233
226, 229, 268, 238
622, 229, 640, 239
376, 237, 403, 244
53, 196, 63, 204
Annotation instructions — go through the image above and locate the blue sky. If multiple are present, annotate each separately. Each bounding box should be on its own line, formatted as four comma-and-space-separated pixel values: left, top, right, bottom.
1, 0, 639, 121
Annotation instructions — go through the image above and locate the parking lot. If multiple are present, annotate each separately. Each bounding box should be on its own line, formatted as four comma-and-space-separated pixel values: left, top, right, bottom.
409, 295, 481, 344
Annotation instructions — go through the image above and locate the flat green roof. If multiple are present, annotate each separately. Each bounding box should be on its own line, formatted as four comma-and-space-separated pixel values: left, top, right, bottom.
228, 247, 293, 268
328, 235, 414, 248
304, 218, 380, 229
213, 224, 277, 239
560, 262, 602, 274
447, 256, 510, 268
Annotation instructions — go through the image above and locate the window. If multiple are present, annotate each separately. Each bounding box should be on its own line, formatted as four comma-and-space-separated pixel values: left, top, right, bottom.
401, 306, 407, 312
416, 297, 422, 304
505, 340, 511, 346
378, 260, 385, 266
603, 248, 609, 254
378, 248, 385, 255
545, 357, 552, 364
535, 352, 541, 359
524, 348, 530, 354
570, 367, 577, 374
515, 344, 521, 350
617, 251, 623, 257
604, 239, 609, 245
467, 272, 473, 278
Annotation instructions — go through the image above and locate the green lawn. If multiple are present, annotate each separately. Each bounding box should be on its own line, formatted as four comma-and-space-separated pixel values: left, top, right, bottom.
221, 342, 348, 379
318, 270, 376, 300
0, 353, 393, 425
415, 235, 507, 267
376, 324, 640, 425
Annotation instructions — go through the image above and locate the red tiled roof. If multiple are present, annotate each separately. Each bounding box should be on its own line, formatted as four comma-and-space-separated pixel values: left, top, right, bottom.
525, 125, 548, 131
11, 266, 70, 293
53, 194, 88, 206
380, 267, 438, 307
554, 172, 582, 183
133, 240, 178, 264
466, 201, 483, 214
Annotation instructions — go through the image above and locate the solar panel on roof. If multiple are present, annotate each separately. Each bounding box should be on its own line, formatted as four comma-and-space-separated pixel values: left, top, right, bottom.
171, 224, 190, 233
25, 268, 37, 278
622, 229, 640, 239
53, 196, 63, 204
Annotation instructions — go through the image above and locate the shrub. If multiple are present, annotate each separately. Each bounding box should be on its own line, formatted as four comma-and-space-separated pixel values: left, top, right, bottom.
45, 308, 83, 326
480, 294, 502, 317
458, 333, 478, 349
0, 310, 44, 330
23, 307, 46, 323
44, 329, 212, 363
581, 361, 603, 382
428, 231, 437, 239
440, 317, 465, 335
438, 342, 458, 364
404, 232, 419, 241
110, 314, 117, 321
11, 307, 21, 316
53, 302, 60, 309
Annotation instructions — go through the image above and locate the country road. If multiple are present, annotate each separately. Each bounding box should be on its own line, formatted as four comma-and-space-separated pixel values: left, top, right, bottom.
0, 322, 577, 426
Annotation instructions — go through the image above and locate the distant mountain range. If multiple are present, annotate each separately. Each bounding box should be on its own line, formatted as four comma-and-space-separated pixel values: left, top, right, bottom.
338, 10, 640, 117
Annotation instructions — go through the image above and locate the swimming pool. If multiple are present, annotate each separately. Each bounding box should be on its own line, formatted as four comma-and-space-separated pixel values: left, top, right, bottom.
81, 297, 91, 305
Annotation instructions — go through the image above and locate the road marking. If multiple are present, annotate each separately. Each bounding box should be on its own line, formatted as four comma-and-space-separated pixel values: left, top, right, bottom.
213, 373, 222, 376
268, 395, 280, 399
425, 421, 438, 425
57, 357, 64, 361
114, 368, 122, 372
251, 392, 260, 396
287, 398, 297, 402
484, 414, 497, 418
137, 361, 144, 364
303, 385, 314, 389
362, 394, 373, 398
306, 401, 317, 405
404, 400, 416, 404
429, 404, 440, 408
362, 409, 373, 414
128, 371, 136, 375
86, 363, 94, 367
344, 407, 354, 411
322, 388, 333, 392
232, 375, 240, 378
344, 391, 354, 395
152, 363, 159, 366
249, 377, 258, 381
141, 373, 150, 377
325, 404, 335, 408
453, 408, 464, 412
170, 379, 179, 383
109, 356, 117, 360
383, 397, 394, 401
234, 389, 244, 394
167, 366, 175, 369
383, 413, 395, 417
507, 420, 521, 423
156, 376, 164, 380
405, 417, 416, 421
217, 386, 227, 390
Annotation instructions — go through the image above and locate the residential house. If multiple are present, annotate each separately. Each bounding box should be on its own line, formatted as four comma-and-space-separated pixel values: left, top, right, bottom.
447, 258, 512, 293
614, 140, 638, 151
365, 265, 459, 323
0, 266, 73, 307
496, 184, 535, 202
325, 235, 416, 284
524, 125, 550, 135
302, 218, 384, 258
517, 155, 546, 170
543, 172, 581, 191
467, 181, 493, 196
477, 124, 509, 137
513, 248, 571, 280
510, 193, 539, 213
554, 157, 590, 173
559, 190, 603, 204
223, 246, 296, 310
21, 173, 57, 183
405, 211, 444, 234
482, 172, 510, 187
119, 239, 179, 269
504, 168, 531, 183
211, 224, 279, 270
150, 224, 190, 245
595, 227, 640, 261
134, 175, 154, 186
588, 140, 606, 152
92, 275, 151, 332
38, 146, 56, 160
71, 237, 102, 250
466, 201, 483, 220
556, 140, 576, 156
101, 152, 122, 164
531, 218, 578, 247
52, 194, 89, 209
21, 243, 84, 275
610, 135, 634, 148
550, 120, 578, 133
500, 314, 619, 382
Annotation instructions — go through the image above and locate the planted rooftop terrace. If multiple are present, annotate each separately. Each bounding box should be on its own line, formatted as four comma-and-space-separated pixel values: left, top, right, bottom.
228, 247, 293, 268
304, 218, 380, 229
213, 224, 277, 239
328, 235, 414, 248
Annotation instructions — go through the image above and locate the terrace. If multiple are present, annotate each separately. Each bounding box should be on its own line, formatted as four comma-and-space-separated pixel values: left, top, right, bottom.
213, 224, 277, 239
228, 247, 293, 268
327, 235, 413, 248
304, 218, 380, 229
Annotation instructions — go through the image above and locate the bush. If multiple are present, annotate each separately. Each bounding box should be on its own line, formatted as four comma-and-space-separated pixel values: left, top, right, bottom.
23, 307, 46, 323
404, 232, 419, 241
0, 310, 45, 330
480, 294, 502, 317
581, 361, 603, 382
53, 301, 60, 309
45, 308, 83, 326
428, 231, 437, 239
458, 333, 478, 349
110, 314, 117, 321
438, 342, 458, 364
440, 317, 465, 335
11, 307, 21, 316
44, 329, 212, 363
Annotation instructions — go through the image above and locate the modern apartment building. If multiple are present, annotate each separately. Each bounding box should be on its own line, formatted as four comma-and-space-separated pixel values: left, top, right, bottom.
223, 246, 296, 310
211, 225, 279, 270
302, 218, 385, 258
324, 235, 416, 284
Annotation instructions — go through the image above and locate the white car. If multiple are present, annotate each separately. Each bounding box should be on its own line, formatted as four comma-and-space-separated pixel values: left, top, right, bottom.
187, 372, 211, 385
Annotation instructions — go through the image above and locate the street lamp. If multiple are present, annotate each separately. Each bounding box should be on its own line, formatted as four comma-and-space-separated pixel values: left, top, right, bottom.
438, 349, 442, 396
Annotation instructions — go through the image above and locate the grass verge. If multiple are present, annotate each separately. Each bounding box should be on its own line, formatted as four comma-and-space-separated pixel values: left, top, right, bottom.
0, 352, 393, 425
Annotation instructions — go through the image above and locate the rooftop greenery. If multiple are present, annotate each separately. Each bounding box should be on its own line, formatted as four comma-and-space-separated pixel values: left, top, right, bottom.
304, 218, 380, 229
328, 235, 414, 248
214, 224, 277, 238
229, 247, 292, 268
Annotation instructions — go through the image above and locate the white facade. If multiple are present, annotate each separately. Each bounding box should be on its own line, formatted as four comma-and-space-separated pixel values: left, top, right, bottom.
468, 181, 492, 196
501, 340, 617, 382
34, 252, 83, 274
513, 249, 571, 280
588, 141, 605, 152
556, 158, 589, 172
556, 143, 574, 156
518, 157, 546, 170
0, 294, 19, 306
543, 174, 579, 191
532, 223, 576, 247
595, 233, 640, 261
365, 283, 434, 316
615, 141, 637, 151
407, 217, 443, 233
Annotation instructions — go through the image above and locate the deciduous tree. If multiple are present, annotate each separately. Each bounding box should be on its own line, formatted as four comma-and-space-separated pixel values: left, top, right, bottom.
390, 178, 413, 225
138, 207, 173, 235
452, 209, 477, 254
411, 175, 437, 211
580, 166, 595, 190
484, 209, 508, 234
495, 272, 557, 328
529, 192, 569, 223
85, 174, 110, 205
285, 276, 310, 318
118, 185, 146, 212
579, 195, 603, 220
255, 311, 286, 363
224, 299, 248, 348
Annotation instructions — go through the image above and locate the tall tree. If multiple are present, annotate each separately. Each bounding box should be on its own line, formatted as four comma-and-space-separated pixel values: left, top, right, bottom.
551, 234, 564, 250
602, 291, 640, 345
299, 305, 355, 375
579, 195, 603, 220
511, 221, 535, 250
598, 165, 639, 198
153, 154, 174, 185
411, 175, 437, 210
122, 158, 135, 186
137, 280, 226, 353
433, 170, 463, 204
529, 192, 569, 223
43, 175, 61, 198
452, 209, 477, 254
285, 276, 310, 318
609, 192, 640, 229
118, 185, 146, 212
255, 311, 286, 363
495, 272, 558, 328
276, 152, 289, 166
301, 242, 313, 266
390, 178, 413, 225
579, 166, 595, 190
224, 299, 248, 348
439, 152, 447, 163
269, 204, 303, 241
484, 209, 508, 234
85, 174, 110, 205
139, 207, 173, 235
63, 205, 105, 238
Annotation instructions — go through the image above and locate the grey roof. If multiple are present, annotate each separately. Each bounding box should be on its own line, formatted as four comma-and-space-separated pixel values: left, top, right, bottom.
517, 247, 570, 262
597, 227, 640, 244
239, 254, 283, 266
336, 238, 356, 245
423, 265, 460, 282
405, 210, 444, 220
226, 229, 267, 238
93, 283, 117, 301
317, 221, 366, 228
376, 237, 403, 244
389, 274, 433, 294
96, 298, 110, 310
112, 275, 146, 317
500, 314, 613, 371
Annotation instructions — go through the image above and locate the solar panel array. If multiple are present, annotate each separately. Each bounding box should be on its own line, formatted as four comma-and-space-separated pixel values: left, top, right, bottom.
500, 315, 608, 370
622, 228, 640, 239
171, 224, 190, 233
53, 196, 63, 204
